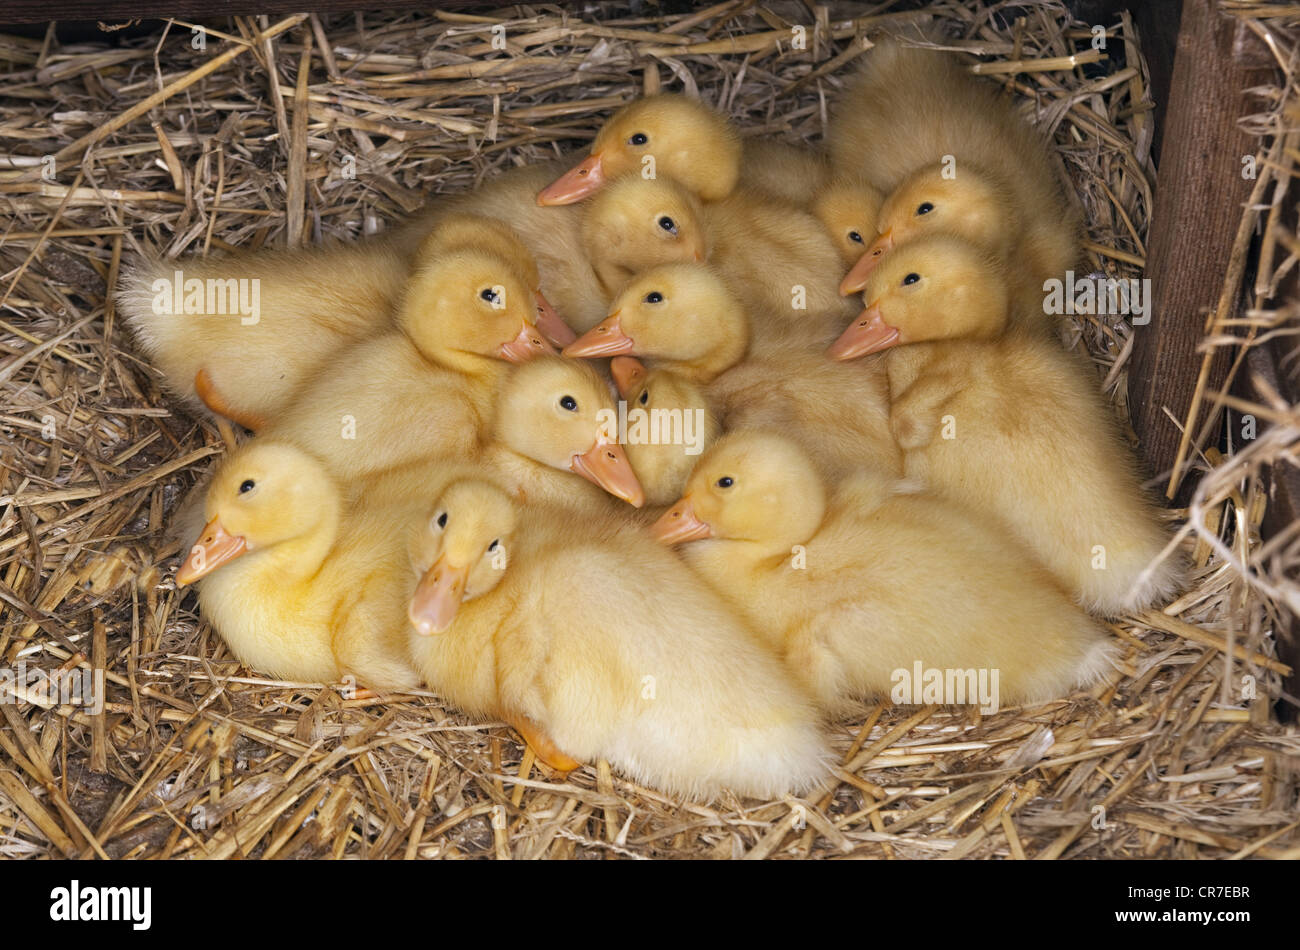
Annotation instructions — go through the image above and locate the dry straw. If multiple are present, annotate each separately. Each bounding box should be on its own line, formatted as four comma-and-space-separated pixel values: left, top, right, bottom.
0, 0, 1297, 859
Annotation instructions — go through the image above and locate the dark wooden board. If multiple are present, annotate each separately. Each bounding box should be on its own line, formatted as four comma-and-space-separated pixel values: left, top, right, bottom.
0, 0, 481, 26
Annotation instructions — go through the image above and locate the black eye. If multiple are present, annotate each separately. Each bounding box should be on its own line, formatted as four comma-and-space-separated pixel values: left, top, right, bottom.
716, 476, 734, 489
560, 395, 578, 412
436, 512, 447, 529
629, 132, 648, 146
480, 287, 499, 303
848, 230, 864, 244
638, 390, 649, 405
488, 539, 500, 552
916, 202, 934, 215
902, 273, 921, 286
657, 216, 677, 235
644, 291, 664, 304
239, 479, 255, 494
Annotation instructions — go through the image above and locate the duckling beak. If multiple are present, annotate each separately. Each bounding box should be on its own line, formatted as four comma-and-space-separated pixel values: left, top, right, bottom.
610, 356, 647, 399
562, 312, 636, 358
537, 153, 607, 205
839, 229, 892, 295
534, 291, 577, 347
176, 518, 247, 586
828, 303, 901, 360
651, 496, 712, 545
409, 555, 471, 635
498, 322, 557, 363
571, 438, 645, 507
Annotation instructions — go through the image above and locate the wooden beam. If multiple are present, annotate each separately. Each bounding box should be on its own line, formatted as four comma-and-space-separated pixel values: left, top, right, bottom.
1127, 0, 1270, 498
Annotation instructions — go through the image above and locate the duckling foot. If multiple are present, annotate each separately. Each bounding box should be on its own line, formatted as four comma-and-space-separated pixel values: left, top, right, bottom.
195, 368, 268, 432
508, 715, 582, 774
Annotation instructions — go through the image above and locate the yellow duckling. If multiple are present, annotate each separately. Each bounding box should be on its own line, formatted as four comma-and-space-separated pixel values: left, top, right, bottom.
258, 248, 552, 481
653, 432, 1115, 713
580, 176, 708, 299
118, 238, 410, 430
739, 139, 831, 206
829, 39, 1079, 312
568, 262, 900, 480
175, 441, 420, 690
482, 356, 646, 510
406, 478, 830, 798
609, 357, 720, 508
412, 212, 576, 346
829, 235, 1183, 615
537, 94, 742, 205
811, 176, 885, 269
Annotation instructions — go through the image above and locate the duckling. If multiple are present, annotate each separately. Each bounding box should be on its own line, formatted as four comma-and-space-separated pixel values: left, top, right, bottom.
653, 432, 1115, 713
829, 235, 1183, 615
568, 262, 900, 479
175, 441, 420, 690
118, 238, 411, 430
481, 355, 645, 510
537, 94, 742, 206
565, 262, 748, 383
811, 177, 885, 269
406, 478, 830, 799
580, 176, 708, 299
257, 248, 552, 481
413, 212, 576, 346
828, 39, 1080, 311
608, 357, 719, 508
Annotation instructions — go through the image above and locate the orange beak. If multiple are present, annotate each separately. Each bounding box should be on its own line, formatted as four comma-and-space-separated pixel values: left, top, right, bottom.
562, 311, 636, 358
537, 152, 607, 206
176, 518, 247, 586
498, 322, 557, 363
571, 438, 645, 507
610, 356, 647, 399
840, 229, 893, 295
534, 291, 576, 347
651, 496, 712, 545
828, 303, 901, 360
408, 555, 471, 635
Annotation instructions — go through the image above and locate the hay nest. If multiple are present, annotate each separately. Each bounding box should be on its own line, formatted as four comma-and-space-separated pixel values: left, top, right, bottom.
1, 0, 1297, 860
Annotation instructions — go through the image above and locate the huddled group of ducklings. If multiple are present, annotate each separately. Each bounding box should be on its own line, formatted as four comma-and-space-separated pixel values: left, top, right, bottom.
118, 39, 1182, 800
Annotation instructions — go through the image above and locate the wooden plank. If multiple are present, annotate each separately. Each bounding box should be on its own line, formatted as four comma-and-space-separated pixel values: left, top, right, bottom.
1127, 0, 1270, 498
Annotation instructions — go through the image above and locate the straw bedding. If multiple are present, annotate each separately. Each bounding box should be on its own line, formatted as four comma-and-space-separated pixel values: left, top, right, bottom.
1, 0, 1298, 859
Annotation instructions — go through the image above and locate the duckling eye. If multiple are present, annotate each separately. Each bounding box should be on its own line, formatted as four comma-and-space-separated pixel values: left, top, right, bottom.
848, 230, 864, 244
480, 287, 500, 304
902, 273, 921, 286
488, 539, 500, 552
657, 216, 677, 235
644, 291, 664, 304
716, 476, 734, 489
638, 389, 649, 406
916, 202, 934, 216
559, 395, 578, 412
239, 479, 255, 494
436, 512, 448, 529
629, 132, 649, 146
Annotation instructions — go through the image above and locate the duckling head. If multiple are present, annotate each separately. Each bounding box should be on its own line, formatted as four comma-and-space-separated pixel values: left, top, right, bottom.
399, 249, 556, 371
840, 163, 1010, 294
537, 94, 742, 205
493, 356, 646, 507
652, 431, 825, 553
418, 214, 574, 346
407, 479, 517, 634
176, 442, 338, 585
565, 262, 747, 382
812, 178, 885, 268
609, 357, 719, 507
829, 234, 1009, 360
581, 176, 709, 293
